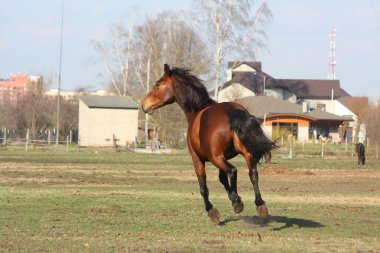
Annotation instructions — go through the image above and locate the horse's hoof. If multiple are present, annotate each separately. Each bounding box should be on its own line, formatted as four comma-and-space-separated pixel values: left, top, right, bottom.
208, 208, 220, 225
233, 201, 244, 214
256, 204, 268, 218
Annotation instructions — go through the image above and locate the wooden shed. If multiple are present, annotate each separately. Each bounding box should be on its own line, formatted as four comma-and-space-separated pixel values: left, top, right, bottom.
78, 96, 139, 147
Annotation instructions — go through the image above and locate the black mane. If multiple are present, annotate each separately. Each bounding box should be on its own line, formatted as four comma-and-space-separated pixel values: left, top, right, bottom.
171, 67, 216, 112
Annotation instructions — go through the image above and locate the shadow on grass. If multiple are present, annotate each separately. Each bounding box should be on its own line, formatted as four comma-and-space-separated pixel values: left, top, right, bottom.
220, 215, 324, 230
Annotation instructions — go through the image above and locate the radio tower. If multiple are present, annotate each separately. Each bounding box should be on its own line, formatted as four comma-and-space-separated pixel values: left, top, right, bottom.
328, 26, 337, 80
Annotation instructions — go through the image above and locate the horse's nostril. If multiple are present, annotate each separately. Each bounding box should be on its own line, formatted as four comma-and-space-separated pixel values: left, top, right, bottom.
142, 104, 153, 114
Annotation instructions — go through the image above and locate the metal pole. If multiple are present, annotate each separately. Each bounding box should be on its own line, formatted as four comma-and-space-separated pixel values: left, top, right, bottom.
56, 0, 64, 146
263, 76, 266, 95
25, 129, 29, 151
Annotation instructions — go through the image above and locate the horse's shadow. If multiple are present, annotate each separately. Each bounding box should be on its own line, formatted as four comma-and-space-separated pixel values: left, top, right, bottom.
220, 215, 324, 230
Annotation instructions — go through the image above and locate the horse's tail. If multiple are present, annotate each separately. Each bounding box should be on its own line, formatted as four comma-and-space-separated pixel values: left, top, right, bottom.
228, 109, 276, 162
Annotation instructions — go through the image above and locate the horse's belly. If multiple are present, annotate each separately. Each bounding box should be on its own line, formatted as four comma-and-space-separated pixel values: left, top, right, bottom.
188, 106, 238, 161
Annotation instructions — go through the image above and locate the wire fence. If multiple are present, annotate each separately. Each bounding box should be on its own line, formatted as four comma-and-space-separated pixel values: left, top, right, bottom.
1, 128, 379, 159
271, 141, 379, 159
0, 128, 75, 152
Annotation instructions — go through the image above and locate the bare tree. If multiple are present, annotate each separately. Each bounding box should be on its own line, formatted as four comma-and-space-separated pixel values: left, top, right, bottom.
362, 97, 380, 146
8, 76, 55, 139
131, 12, 212, 147
192, 0, 272, 100
93, 24, 133, 97
93, 10, 211, 148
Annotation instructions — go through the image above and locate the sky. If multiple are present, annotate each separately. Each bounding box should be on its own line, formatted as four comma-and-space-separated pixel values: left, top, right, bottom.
1, 0, 379, 100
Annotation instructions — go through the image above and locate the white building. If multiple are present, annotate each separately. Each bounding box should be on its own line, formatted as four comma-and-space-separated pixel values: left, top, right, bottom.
218, 61, 367, 143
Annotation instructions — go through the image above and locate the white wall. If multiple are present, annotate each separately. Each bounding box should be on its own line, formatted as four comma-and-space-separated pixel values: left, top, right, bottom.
218, 83, 255, 102
233, 64, 257, 72
266, 88, 297, 103
298, 126, 309, 142
78, 100, 138, 146
303, 99, 335, 113
334, 100, 360, 142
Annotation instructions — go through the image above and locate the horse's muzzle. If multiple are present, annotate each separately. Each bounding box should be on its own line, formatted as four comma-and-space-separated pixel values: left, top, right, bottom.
141, 104, 154, 115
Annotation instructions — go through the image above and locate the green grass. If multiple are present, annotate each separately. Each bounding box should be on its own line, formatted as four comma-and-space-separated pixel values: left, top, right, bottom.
0, 149, 379, 252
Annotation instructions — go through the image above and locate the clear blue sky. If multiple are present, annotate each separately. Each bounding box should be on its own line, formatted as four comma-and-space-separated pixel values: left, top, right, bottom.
1, 0, 379, 100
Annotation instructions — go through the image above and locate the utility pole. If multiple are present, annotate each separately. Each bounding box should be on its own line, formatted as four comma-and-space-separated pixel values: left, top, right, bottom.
56, 0, 64, 145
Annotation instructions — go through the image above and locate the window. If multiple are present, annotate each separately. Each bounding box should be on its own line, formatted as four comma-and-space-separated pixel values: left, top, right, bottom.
317, 103, 326, 111
272, 122, 298, 140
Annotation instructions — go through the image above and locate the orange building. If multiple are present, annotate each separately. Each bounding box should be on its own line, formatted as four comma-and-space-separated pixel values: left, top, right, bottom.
0, 74, 41, 105
237, 96, 348, 143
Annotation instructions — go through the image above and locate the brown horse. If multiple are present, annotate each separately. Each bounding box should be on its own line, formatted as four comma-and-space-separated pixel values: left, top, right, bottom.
142, 64, 276, 224
355, 143, 365, 165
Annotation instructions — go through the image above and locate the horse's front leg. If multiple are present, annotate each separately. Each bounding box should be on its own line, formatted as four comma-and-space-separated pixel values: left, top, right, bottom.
190, 154, 220, 224
246, 157, 268, 218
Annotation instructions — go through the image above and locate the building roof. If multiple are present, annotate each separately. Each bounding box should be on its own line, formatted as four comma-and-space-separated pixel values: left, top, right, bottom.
236, 96, 347, 122
222, 71, 274, 94
223, 72, 344, 100
306, 109, 349, 121
265, 78, 342, 99
80, 96, 139, 109
337, 96, 369, 114
237, 95, 301, 118
339, 88, 351, 97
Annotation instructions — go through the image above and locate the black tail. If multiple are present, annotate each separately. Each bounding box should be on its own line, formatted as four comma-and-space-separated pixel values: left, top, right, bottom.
228, 109, 276, 162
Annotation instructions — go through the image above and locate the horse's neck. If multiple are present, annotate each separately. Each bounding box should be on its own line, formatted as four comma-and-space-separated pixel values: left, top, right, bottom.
174, 81, 216, 120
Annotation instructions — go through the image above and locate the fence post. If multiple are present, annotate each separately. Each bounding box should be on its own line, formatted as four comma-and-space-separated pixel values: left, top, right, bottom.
289, 147, 293, 158
66, 135, 69, 152
302, 139, 305, 153
48, 129, 51, 145
321, 143, 324, 157
3, 127, 6, 145
25, 129, 30, 151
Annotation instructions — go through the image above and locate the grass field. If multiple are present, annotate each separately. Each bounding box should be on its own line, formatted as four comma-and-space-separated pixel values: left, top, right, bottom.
0, 148, 379, 252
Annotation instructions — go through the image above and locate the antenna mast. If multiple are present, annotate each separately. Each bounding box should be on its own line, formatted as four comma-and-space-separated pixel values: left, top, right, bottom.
328, 26, 337, 80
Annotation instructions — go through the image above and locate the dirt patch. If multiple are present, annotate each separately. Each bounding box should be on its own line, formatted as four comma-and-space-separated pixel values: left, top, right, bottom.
260, 167, 314, 176
0, 176, 80, 185
267, 195, 380, 206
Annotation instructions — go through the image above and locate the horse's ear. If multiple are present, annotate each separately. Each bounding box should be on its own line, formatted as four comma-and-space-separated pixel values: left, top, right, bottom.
164, 64, 172, 76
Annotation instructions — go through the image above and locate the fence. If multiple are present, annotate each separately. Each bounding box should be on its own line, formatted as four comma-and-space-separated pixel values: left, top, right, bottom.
1, 127, 379, 158
272, 141, 379, 159
1, 128, 75, 152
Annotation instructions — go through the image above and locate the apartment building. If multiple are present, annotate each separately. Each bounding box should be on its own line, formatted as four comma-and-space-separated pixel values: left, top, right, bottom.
0, 74, 41, 105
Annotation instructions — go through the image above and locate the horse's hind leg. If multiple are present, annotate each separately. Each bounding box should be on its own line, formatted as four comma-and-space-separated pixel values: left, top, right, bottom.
245, 156, 268, 218
212, 159, 244, 214
218, 169, 230, 192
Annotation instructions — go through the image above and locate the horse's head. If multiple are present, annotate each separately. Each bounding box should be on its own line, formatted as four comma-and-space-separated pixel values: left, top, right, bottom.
142, 64, 176, 114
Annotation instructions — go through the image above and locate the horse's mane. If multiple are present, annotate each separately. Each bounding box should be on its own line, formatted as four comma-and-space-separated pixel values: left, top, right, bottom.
171, 67, 216, 112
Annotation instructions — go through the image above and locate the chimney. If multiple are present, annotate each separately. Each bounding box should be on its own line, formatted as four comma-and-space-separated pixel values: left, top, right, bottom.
302, 102, 310, 113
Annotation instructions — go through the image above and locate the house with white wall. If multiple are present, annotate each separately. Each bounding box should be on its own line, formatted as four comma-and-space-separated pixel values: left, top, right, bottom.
218, 61, 366, 143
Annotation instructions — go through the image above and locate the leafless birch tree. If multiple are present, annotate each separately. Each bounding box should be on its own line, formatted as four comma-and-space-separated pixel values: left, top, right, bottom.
192, 0, 272, 100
